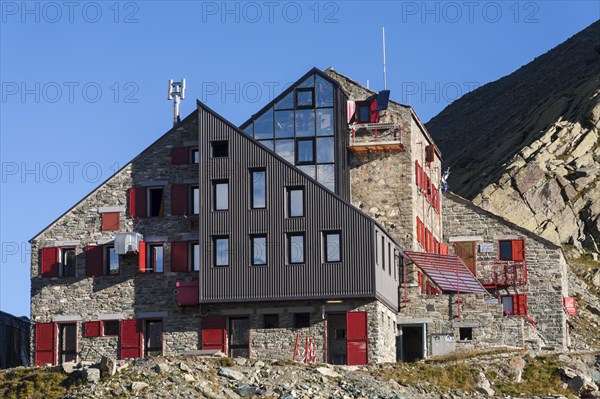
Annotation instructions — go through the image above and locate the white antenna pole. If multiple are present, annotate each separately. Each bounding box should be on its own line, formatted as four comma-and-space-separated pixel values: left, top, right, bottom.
367, 79, 370, 89
382, 26, 387, 90
168, 79, 186, 126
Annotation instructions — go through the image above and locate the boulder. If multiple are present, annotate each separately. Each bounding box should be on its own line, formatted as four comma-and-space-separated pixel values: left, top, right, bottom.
154, 362, 172, 374
316, 366, 341, 378
474, 372, 495, 397
218, 367, 245, 381
82, 367, 101, 383
99, 356, 117, 377
61, 361, 77, 374
131, 381, 149, 392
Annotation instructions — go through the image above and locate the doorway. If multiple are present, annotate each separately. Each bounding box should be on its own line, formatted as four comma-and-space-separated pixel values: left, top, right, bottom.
58, 323, 77, 363
228, 317, 249, 357
144, 320, 163, 357
400, 325, 424, 362
327, 313, 347, 365
454, 242, 476, 275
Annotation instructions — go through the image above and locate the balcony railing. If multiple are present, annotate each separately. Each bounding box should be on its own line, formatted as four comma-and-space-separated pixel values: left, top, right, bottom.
348, 123, 403, 151
479, 260, 528, 287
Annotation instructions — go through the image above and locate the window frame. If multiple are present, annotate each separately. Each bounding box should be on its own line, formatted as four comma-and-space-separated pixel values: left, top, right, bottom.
295, 87, 315, 109
101, 320, 120, 337
213, 235, 230, 267
190, 241, 200, 272
104, 245, 120, 275
251, 234, 268, 266
60, 247, 77, 277
287, 186, 305, 218
287, 233, 305, 265
191, 147, 199, 164
213, 179, 229, 211
250, 169, 267, 209
211, 140, 229, 158
190, 185, 200, 215
499, 240, 513, 261
146, 243, 164, 273
147, 186, 164, 217
323, 231, 341, 263
295, 137, 316, 165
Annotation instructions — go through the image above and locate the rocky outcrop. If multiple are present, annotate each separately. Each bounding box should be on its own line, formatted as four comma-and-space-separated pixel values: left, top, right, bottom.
426, 21, 600, 251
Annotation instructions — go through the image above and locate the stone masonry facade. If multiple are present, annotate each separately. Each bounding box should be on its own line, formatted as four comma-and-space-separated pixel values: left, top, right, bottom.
442, 193, 569, 349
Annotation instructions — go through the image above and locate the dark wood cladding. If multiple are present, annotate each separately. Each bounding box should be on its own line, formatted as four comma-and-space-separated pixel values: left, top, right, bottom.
197, 103, 399, 307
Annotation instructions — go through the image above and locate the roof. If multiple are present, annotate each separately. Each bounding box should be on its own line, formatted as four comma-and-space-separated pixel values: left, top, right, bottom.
404, 251, 488, 295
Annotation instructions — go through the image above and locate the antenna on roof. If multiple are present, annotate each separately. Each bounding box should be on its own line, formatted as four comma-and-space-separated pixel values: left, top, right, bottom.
382, 26, 387, 90
366, 79, 370, 89
168, 79, 186, 126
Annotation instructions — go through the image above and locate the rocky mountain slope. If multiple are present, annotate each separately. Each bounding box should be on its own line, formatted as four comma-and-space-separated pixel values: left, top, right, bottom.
2, 351, 600, 398
426, 21, 600, 251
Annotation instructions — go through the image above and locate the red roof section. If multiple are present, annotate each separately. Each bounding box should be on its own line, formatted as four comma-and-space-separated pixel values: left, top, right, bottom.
404, 251, 489, 295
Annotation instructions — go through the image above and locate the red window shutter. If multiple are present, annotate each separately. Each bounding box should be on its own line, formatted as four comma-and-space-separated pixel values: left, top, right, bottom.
418, 271, 423, 294
440, 243, 449, 255
41, 247, 59, 277
35, 322, 56, 366
201, 316, 226, 352
171, 241, 188, 272
513, 294, 528, 316
369, 99, 379, 123
511, 240, 525, 261
171, 184, 188, 216
346, 311, 368, 366
85, 245, 103, 277
120, 319, 142, 359
129, 187, 147, 218
101, 212, 120, 231
84, 321, 101, 337
425, 145, 435, 163
171, 147, 189, 165
138, 241, 147, 273
421, 169, 426, 191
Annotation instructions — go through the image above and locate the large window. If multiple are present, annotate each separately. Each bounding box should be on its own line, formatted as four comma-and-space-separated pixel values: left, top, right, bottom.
213, 236, 229, 267
251, 235, 267, 266
323, 232, 341, 263
240, 73, 336, 192
213, 180, 229, 211
251, 169, 266, 209
288, 233, 305, 264
287, 187, 304, 217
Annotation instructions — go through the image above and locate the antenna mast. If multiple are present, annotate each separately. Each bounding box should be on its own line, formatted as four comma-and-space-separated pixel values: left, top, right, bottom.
168, 79, 186, 126
382, 26, 387, 90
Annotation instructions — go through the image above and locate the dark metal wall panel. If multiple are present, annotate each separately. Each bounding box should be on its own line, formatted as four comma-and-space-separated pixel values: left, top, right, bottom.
197, 104, 398, 305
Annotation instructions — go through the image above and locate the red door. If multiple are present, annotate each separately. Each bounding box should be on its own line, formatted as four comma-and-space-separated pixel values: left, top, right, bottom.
202, 316, 226, 353
120, 319, 142, 359
346, 311, 368, 365
35, 322, 56, 366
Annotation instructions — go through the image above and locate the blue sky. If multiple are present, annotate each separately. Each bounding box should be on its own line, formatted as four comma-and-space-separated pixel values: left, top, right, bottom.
1, 1, 598, 317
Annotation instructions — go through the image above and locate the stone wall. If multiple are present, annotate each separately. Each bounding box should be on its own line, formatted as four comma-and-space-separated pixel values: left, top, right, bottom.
442, 193, 569, 349
29, 113, 201, 364
205, 299, 396, 364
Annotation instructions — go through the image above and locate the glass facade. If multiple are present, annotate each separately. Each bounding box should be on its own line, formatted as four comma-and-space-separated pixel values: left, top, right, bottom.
242, 73, 336, 192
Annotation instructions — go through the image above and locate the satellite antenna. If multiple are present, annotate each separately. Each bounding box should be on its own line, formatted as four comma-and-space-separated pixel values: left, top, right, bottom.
382, 26, 387, 90
168, 79, 186, 126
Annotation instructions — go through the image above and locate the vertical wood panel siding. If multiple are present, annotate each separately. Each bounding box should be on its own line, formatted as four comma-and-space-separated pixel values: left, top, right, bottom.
197, 103, 399, 308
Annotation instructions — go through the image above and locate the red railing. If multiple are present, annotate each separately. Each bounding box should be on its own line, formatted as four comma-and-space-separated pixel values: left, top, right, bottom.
479, 260, 527, 287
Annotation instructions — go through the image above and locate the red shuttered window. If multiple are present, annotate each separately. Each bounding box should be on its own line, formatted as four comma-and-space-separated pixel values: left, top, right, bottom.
85, 245, 103, 277
129, 187, 147, 218
101, 212, 120, 231
137, 241, 147, 272
171, 147, 189, 165
120, 319, 142, 359
171, 184, 188, 216
171, 241, 189, 272
35, 322, 56, 366
84, 321, 101, 337
41, 247, 59, 277
511, 239, 525, 261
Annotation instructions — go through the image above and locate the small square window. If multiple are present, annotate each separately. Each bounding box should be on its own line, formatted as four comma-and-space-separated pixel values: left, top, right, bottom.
101, 212, 120, 231
459, 327, 473, 341
294, 313, 310, 328
295, 88, 314, 108
214, 236, 229, 267
102, 320, 119, 336
212, 141, 228, 157
263, 314, 279, 329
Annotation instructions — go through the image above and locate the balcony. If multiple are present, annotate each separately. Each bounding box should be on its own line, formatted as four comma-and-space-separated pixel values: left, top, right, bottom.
348, 122, 403, 152
479, 260, 528, 287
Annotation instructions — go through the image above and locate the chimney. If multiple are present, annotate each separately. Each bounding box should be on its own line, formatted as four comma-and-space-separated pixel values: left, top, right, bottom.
480, 195, 491, 211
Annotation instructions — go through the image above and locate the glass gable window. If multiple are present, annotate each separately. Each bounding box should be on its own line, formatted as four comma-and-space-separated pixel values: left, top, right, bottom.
241, 72, 337, 192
